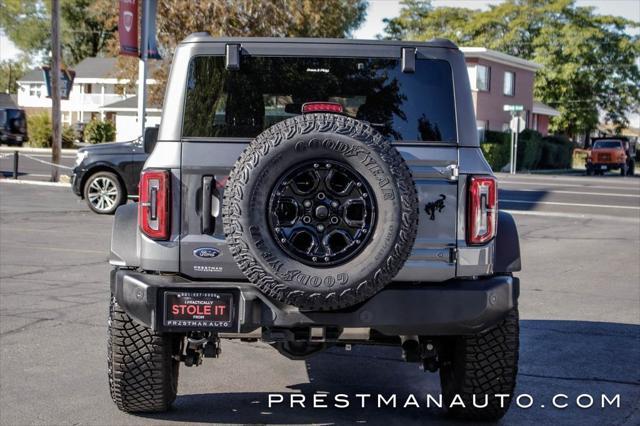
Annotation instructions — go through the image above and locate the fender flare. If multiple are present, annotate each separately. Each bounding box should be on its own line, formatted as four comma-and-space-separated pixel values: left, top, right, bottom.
109, 202, 140, 267
494, 211, 521, 273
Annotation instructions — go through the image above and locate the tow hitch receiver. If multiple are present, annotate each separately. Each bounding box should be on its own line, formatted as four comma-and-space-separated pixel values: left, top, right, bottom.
402, 336, 439, 372
176, 333, 221, 367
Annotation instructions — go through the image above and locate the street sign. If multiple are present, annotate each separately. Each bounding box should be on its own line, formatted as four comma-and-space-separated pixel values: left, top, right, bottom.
42, 67, 75, 100
510, 116, 526, 133
504, 104, 524, 112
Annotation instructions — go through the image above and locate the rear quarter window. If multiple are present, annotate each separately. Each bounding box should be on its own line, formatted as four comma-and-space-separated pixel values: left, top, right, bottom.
182, 55, 457, 142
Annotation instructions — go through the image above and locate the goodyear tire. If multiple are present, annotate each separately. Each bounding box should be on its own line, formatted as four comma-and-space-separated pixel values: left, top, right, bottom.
439, 308, 520, 421
108, 296, 181, 413
223, 113, 419, 310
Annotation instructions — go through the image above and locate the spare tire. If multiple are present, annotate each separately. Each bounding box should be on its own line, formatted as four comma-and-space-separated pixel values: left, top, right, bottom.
223, 113, 418, 310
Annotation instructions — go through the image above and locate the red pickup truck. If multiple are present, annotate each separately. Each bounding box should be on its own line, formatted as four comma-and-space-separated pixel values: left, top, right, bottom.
586, 138, 635, 176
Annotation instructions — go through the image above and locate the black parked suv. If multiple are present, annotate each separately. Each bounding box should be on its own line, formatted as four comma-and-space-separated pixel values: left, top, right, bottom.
108, 36, 522, 421
71, 138, 148, 214
0, 107, 28, 146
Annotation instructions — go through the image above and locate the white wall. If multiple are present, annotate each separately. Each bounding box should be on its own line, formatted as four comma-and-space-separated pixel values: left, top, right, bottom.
115, 111, 161, 142
17, 81, 130, 121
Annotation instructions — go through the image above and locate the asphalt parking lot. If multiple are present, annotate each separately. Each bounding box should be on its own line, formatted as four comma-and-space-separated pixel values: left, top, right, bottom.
0, 174, 638, 425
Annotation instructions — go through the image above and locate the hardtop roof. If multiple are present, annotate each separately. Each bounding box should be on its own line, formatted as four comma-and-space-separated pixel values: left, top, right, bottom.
180, 33, 459, 50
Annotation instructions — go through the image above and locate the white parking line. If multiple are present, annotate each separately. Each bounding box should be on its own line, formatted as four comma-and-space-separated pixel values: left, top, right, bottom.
500, 188, 640, 198
500, 181, 640, 191
0, 154, 75, 159
500, 199, 640, 210
0, 179, 71, 188
503, 209, 640, 223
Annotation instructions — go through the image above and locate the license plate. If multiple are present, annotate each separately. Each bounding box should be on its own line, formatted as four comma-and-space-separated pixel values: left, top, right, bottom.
164, 291, 236, 330
15, 136, 22, 142
601, 165, 607, 170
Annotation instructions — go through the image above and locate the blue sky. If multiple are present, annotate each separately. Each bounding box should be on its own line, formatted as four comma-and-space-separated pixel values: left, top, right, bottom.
354, 0, 640, 39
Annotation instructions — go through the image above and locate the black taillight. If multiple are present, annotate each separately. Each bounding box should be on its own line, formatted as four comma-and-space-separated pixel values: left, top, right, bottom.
139, 170, 170, 240
467, 176, 497, 245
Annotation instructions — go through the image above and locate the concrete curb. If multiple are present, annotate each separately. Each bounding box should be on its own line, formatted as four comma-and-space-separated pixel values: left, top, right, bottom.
0, 178, 71, 188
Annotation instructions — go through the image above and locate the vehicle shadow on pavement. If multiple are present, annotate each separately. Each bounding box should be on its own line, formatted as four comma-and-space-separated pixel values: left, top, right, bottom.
499, 189, 548, 211
139, 320, 640, 425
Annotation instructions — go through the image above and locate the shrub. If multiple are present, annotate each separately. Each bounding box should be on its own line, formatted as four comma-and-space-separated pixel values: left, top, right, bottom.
517, 129, 543, 171
480, 129, 575, 171
539, 134, 574, 169
27, 113, 51, 148
27, 112, 75, 148
84, 119, 116, 144
480, 130, 511, 171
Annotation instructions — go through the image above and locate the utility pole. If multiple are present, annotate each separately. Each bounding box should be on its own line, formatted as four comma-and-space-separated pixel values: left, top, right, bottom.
137, 0, 149, 138
50, 0, 61, 182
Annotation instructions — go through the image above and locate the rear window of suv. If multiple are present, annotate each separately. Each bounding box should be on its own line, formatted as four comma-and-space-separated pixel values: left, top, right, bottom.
182, 56, 457, 142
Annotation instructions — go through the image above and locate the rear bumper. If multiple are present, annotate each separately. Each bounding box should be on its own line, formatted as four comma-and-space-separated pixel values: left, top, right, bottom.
587, 163, 624, 170
110, 269, 518, 336
0, 133, 27, 143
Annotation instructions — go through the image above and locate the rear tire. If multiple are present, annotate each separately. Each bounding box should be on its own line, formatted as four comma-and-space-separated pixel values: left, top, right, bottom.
108, 296, 181, 413
439, 308, 519, 421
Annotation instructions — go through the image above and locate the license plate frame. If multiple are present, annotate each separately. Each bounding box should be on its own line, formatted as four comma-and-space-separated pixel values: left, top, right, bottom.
162, 290, 239, 332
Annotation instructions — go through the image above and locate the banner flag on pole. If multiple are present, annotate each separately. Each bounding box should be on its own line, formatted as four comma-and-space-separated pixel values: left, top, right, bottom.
118, 0, 139, 57
143, 0, 162, 59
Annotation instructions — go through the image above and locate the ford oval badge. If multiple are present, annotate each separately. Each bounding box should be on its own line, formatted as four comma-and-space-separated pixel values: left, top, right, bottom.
193, 247, 221, 259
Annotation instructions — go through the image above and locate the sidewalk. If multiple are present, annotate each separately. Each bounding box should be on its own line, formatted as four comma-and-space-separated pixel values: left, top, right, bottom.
0, 146, 78, 155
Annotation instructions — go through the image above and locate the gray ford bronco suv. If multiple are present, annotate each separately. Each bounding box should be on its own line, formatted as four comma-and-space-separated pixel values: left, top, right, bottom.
108, 34, 521, 421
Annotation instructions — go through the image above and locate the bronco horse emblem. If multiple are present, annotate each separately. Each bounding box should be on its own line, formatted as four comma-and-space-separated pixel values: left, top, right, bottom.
424, 194, 446, 220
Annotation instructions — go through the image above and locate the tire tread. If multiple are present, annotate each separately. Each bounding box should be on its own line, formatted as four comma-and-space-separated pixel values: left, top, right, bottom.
222, 113, 419, 310
108, 296, 179, 413
440, 308, 519, 421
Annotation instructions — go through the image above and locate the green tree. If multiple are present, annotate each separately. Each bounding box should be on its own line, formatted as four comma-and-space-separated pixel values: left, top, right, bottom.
384, 0, 640, 139
60, 0, 117, 65
0, 58, 28, 94
0, 0, 116, 65
0, 1, 50, 57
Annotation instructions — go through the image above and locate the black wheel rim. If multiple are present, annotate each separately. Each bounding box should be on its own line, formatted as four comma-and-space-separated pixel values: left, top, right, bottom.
268, 160, 376, 267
